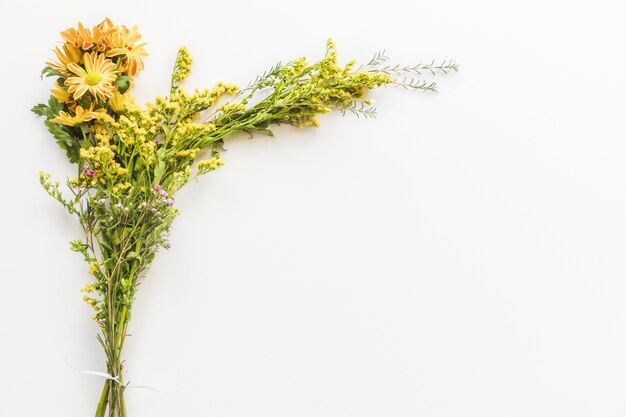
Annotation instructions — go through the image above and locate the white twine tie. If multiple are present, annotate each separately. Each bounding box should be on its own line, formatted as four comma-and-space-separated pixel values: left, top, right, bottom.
68, 362, 160, 392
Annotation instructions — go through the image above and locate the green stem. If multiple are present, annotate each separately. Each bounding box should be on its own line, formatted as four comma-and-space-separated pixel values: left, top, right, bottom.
95, 380, 109, 417
120, 386, 128, 417
111, 305, 129, 417
116, 306, 127, 351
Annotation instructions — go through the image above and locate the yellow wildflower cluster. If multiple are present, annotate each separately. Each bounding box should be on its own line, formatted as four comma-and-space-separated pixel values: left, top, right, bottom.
111, 182, 133, 195
174, 148, 200, 159
89, 120, 114, 146
342, 59, 357, 74
197, 156, 225, 176
83, 295, 100, 310
139, 141, 158, 165
79, 146, 128, 183
251, 39, 395, 128
317, 39, 343, 77
170, 122, 216, 148
169, 83, 239, 120
220, 102, 247, 113
80, 283, 95, 293
314, 40, 394, 102
285, 111, 325, 128
115, 110, 158, 145
148, 95, 181, 116
107, 108, 161, 167
38, 171, 74, 210
170, 165, 193, 192
276, 57, 310, 81
172, 47, 193, 86
346, 71, 394, 97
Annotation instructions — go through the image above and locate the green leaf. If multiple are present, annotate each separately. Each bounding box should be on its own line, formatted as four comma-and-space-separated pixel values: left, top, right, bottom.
115, 75, 132, 94
133, 158, 146, 179
33, 96, 64, 119
31, 103, 49, 117
99, 240, 113, 254
69, 240, 88, 254
47, 96, 63, 117
211, 139, 226, 154
75, 95, 92, 110
41, 66, 62, 78
247, 127, 274, 137
44, 120, 80, 163
125, 251, 142, 262
153, 147, 167, 185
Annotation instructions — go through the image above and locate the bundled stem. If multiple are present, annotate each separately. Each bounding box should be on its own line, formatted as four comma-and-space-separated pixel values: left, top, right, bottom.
95, 306, 129, 417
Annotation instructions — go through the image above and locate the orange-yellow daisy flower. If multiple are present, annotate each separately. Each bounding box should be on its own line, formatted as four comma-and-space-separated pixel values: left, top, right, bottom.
50, 106, 111, 126
95, 17, 118, 36
61, 22, 106, 50
105, 25, 148, 76
65, 52, 117, 101
45, 44, 82, 77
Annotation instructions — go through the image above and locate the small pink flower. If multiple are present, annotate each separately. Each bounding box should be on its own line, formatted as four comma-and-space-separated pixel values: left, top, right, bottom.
159, 190, 168, 198
83, 169, 96, 176
154, 184, 162, 191
167, 198, 174, 206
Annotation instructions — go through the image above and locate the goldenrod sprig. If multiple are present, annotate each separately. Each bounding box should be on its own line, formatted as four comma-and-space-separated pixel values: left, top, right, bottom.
170, 47, 192, 93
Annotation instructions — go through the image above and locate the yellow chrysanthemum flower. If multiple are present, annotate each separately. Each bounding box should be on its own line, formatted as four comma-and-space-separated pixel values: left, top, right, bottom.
105, 25, 148, 76
50, 82, 71, 103
50, 106, 111, 126
108, 89, 132, 112
45, 44, 82, 77
66, 52, 117, 100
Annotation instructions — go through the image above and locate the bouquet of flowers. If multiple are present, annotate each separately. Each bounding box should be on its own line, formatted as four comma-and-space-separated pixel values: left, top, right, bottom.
33, 18, 456, 416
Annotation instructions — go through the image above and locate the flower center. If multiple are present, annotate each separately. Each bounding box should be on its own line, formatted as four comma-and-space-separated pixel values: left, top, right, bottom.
85, 73, 102, 86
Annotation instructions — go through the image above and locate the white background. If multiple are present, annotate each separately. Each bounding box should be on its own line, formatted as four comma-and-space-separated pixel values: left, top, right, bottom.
1, 0, 626, 416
